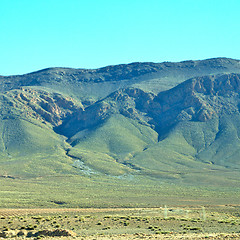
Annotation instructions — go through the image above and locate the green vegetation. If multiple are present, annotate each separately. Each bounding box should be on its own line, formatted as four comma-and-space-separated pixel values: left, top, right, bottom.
0, 59, 240, 209
0, 175, 240, 208
68, 114, 158, 175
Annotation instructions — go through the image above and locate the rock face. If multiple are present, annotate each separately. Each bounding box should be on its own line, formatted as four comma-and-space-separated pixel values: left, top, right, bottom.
0, 88, 83, 127
147, 73, 240, 131
58, 73, 240, 138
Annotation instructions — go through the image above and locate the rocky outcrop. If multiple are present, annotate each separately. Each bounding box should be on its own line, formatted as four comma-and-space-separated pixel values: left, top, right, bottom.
0, 88, 84, 127
58, 73, 240, 138
0, 58, 240, 96
34, 229, 77, 237
0, 229, 76, 238
144, 73, 240, 130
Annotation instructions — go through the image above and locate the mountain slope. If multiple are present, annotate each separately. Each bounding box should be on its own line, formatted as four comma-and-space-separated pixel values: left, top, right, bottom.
0, 59, 240, 184
64, 73, 240, 179
0, 88, 83, 177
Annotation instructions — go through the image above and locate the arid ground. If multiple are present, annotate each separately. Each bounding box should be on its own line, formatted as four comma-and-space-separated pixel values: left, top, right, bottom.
0, 206, 240, 239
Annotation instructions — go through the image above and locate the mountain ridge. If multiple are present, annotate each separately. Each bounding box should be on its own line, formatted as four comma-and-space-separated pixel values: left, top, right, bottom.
1, 57, 240, 99
2, 57, 240, 77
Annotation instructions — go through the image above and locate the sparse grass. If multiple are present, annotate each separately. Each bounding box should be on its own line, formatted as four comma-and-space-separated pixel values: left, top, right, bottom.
0, 174, 240, 208
0, 206, 240, 238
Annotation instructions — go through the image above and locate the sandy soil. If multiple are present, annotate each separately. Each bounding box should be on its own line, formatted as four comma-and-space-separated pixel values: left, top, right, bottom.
1, 208, 240, 239
0, 208, 157, 217
27, 233, 240, 239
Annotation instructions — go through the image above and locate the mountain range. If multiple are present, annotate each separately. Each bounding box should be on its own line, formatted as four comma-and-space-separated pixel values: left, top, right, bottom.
1, 57, 240, 186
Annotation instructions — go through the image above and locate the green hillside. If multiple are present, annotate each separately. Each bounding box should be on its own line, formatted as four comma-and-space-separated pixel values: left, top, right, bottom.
0, 59, 240, 207
60, 73, 240, 183
68, 114, 158, 175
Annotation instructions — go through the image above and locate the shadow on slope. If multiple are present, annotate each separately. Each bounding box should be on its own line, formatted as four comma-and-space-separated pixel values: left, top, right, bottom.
67, 114, 158, 175
61, 73, 240, 182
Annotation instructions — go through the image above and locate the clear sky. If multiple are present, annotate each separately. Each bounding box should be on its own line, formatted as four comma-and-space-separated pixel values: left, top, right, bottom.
0, 0, 240, 76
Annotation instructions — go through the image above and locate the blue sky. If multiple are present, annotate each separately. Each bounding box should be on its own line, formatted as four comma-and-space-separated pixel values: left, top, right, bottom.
0, 0, 240, 75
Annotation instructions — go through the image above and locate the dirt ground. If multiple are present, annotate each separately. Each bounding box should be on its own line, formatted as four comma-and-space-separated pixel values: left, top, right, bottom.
9, 233, 240, 239
0, 207, 240, 239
